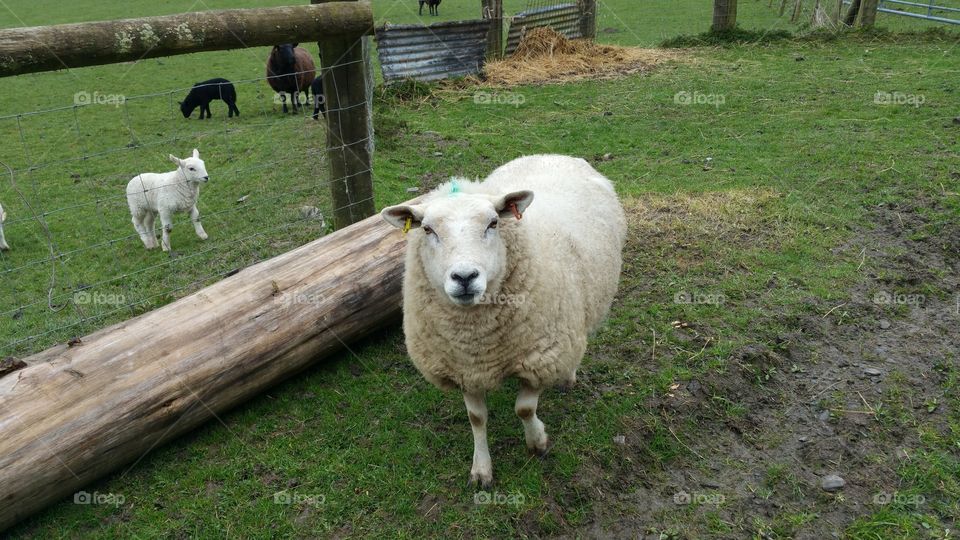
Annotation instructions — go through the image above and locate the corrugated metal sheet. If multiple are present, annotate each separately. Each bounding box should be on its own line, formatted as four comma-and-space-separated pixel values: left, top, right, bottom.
376, 20, 491, 82
505, 4, 582, 56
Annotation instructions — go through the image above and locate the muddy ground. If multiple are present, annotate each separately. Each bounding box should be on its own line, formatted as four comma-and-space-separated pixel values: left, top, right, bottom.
559, 199, 958, 538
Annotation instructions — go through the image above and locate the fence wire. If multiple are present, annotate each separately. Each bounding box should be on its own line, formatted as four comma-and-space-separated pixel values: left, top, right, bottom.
0, 51, 371, 359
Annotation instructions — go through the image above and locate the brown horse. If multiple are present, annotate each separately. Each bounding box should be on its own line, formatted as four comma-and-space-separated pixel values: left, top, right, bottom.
266, 44, 316, 114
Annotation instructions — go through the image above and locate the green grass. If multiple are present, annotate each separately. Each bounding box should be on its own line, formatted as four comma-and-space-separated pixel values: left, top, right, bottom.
1, 0, 959, 538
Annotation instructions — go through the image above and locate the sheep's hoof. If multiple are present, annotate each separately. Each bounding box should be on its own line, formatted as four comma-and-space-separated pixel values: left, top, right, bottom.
527, 437, 551, 457
468, 471, 493, 490
198, 233, 208, 240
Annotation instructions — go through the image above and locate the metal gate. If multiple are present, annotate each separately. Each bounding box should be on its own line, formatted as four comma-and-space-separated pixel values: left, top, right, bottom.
842, 0, 960, 24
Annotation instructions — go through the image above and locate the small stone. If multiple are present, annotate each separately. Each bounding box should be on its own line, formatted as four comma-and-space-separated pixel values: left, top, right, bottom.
818, 410, 830, 421
299, 206, 323, 221
798, 436, 808, 443
433, 152, 443, 157
612, 434, 626, 445
878, 319, 891, 329
699, 479, 721, 488
405, 187, 420, 193
821, 474, 845, 492
864, 368, 882, 377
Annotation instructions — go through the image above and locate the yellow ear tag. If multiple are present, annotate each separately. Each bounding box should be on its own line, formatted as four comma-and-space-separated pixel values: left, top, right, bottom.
402, 217, 412, 235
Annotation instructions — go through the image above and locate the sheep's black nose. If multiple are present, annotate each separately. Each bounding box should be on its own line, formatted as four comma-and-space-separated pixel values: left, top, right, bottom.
451, 270, 479, 285
203, 176, 209, 180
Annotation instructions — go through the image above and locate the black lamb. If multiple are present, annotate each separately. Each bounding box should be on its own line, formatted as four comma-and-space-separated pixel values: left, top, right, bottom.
311, 77, 325, 120
179, 78, 240, 119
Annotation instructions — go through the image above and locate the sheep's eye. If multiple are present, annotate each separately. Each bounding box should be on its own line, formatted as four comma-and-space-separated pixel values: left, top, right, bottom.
422, 226, 434, 236
487, 219, 498, 230
189, 167, 196, 171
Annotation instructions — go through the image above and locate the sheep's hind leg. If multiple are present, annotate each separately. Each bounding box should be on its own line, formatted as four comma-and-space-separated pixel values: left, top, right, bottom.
463, 391, 493, 488
131, 211, 154, 249
142, 212, 158, 248
516, 383, 550, 456
159, 210, 173, 252
191, 206, 208, 240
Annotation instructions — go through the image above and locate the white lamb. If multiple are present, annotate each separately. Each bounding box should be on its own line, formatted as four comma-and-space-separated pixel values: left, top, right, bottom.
0, 202, 9, 251
381, 154, 627, 487
126, 149, 209, 251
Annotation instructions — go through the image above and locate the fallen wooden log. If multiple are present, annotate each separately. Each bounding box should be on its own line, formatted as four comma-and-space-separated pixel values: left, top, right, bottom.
0, 209, 409, 531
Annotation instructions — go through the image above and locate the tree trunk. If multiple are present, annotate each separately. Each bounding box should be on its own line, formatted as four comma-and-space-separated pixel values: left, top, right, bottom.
712, 0, 738, 31
844, 0, 863, 25
0, 208, 412, 531
791, 0, 804, 21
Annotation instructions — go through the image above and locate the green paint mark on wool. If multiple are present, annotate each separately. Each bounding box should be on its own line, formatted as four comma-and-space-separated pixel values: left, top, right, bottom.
449, 180, 461, 196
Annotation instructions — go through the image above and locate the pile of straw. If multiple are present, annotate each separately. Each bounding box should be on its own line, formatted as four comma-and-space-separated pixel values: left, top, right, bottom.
482, 27, 678, 86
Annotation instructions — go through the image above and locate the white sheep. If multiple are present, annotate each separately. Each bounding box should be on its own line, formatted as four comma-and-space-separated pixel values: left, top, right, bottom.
381, 154, 626, 487
0, 202, 9, 251
126, 149, 209, 251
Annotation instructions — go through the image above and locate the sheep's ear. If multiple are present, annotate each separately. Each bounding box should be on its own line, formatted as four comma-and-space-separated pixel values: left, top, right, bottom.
169, 154, 182, 166
381, 204, 425, 230
192, 148, 200, 159
292, 42, 299, 48
493, 190, 534, 220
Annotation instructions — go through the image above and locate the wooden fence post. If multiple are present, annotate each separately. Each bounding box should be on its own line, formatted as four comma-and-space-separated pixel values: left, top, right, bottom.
578, 0, 597, 40
313, 0, 376, 229
859, 0, 879, 26
481, 0, 503, 59
712, 0, 738, 31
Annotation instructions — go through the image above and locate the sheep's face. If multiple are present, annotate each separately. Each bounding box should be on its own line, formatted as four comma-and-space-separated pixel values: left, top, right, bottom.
273, 44, 298, 69
170, 149, 209, 184
382, 188, 533, 307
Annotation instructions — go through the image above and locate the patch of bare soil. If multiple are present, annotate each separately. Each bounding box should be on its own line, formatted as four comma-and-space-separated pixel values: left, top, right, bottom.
481, 27, 682, 87
563, 197, 959, 538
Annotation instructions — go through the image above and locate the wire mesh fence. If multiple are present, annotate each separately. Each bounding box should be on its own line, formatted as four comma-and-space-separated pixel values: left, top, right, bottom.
0, 51, 371, 359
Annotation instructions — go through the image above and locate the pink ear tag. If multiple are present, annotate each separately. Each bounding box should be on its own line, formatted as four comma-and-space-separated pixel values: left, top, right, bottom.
509, 203, 522, 220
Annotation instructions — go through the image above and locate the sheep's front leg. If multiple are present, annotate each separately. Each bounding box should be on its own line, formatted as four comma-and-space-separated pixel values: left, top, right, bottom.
463, 391, 493, 488
191, 206, 208, 240
516, 383, 549, 456
159, 210, 173, 252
